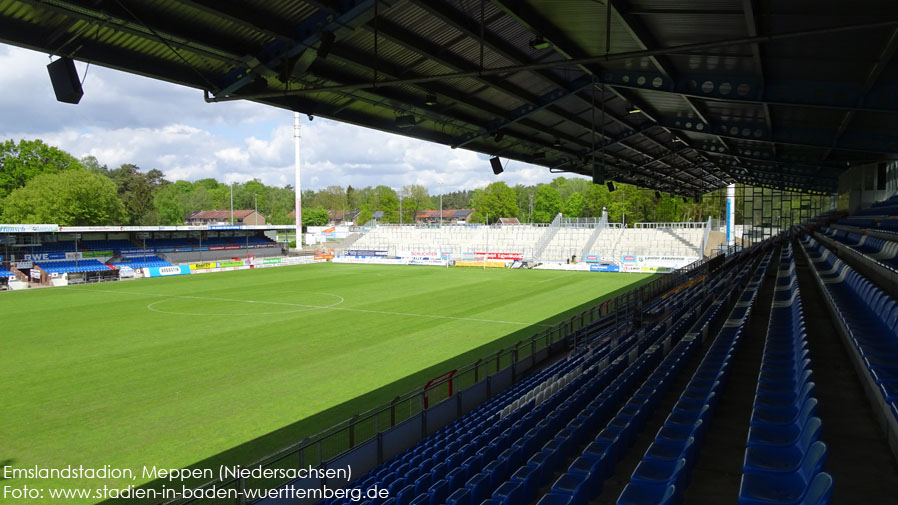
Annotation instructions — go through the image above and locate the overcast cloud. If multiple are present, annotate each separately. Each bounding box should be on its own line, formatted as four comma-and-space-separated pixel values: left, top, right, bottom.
0, 44, 567, 193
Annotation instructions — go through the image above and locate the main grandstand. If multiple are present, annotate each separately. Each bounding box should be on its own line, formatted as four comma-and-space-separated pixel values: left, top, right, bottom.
346, 215, 712, 267
3, 2, 898, 505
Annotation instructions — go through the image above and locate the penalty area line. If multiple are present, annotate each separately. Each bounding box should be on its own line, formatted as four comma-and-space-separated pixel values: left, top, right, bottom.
66, 287, 551, 327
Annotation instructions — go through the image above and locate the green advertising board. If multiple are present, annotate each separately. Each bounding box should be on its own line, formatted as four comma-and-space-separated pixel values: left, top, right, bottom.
83, 250, 113, 258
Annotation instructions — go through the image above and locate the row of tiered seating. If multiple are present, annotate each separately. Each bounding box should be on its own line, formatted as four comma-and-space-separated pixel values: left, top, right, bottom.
315, 245, 762, 505
79, 239, 137, 253
113, 256, 173, 269
36, 259, 111, 274
833, 194, 898, 233
0, 265, 14, 278
819, 227, 898, 272
737, 243, 832, 505
614, 250, 771, 505
855, 204, 898, 217
801, 235, 898, 453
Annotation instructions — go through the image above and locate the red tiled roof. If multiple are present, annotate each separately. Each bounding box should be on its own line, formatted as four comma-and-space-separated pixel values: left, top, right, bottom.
414, 209, 474, 219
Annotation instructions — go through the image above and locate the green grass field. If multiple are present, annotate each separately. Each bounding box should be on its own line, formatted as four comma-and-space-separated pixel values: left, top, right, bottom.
0, 263, 652, 504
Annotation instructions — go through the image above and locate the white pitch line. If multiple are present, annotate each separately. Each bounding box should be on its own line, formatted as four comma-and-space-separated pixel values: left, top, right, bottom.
66, 287, 551, 327
537, 272, 578, 283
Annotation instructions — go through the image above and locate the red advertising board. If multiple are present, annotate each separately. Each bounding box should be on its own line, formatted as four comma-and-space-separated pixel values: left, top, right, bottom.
473, 252, 523, 260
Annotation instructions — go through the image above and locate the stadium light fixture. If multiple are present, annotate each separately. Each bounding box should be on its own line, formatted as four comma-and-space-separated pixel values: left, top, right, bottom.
317, 32, 336, 60
529, 36, 550, 50
606, 181, 616, 192
627, 107, 642, 114
395, 115, 416, 128
490, 157, 504, 175
424, 93, 438, 106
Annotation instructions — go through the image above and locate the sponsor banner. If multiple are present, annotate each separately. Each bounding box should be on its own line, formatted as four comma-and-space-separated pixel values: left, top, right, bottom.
83, 250, 112, 258
640, 266, 675, 273
455, 260, 506, 268
345, 249, 389, 256
23, 252, 69, 261
190, 262, 217, 270
146, 265, 191, 277
638, 256, 699, 270
118, 266, 136, 278
0, 224, 59, 233
218, 260, 244, 268
209, 225, 241, 230
174, 247, 194, 252
13, 261, 33, 269
407, 258, 448, 266
190, 266, 251, 274
471, 252, 523, 261
30, 269, 42, 279
585, 255, 600, 263
534, 262, 592, 272
462, 252, 476, 260
333, 256, 405, 265
194, 246, 209, 251
590, 264, 620, 272
156, 247, 175, 253
263, 257, 282, 265
314, 254, 334, 261
208, 246, 227, 251
121, 249, 155, 258
622, 265, 642, 272
621, 255, 638, 263
223, 245, 240, 250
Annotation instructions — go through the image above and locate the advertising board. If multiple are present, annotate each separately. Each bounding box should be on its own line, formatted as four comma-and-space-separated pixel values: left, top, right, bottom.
590, 264, 620, 272
146, 265, 191, 277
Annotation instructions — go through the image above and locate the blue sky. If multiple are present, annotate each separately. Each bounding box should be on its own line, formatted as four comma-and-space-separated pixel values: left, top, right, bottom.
0, 44, 571, 193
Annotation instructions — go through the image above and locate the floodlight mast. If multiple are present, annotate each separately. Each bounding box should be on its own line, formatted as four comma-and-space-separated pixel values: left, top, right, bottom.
294, 112, 302, 249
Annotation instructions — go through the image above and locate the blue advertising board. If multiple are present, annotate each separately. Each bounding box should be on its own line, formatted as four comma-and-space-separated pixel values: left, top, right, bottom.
24, 252, 67, 261
590, 264, 620, 272
146, 265, 191, 277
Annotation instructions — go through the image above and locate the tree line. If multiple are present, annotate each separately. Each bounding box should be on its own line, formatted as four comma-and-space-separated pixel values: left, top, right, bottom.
0, 138, 828, 227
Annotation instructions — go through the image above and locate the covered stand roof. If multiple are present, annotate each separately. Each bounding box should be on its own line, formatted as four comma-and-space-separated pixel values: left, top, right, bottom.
3, 0, 898, 195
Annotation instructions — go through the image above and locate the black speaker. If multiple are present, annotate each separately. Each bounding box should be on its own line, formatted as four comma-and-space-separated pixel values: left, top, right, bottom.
606, 181, 616, 192
47, 57, 83, 104
592, 164, 604, 185
490, 157, 503, 175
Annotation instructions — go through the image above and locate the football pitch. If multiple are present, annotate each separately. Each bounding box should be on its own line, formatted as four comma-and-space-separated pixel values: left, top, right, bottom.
0, 263, 653, 504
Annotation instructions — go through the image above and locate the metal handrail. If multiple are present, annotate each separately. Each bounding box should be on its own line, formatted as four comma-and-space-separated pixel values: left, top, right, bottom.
160, 259, 715, 505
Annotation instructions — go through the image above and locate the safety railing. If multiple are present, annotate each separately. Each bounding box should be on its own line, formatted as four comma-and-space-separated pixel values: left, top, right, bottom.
160, 255, 717, 505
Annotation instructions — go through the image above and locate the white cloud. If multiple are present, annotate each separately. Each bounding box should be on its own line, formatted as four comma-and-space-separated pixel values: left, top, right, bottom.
0, 44, 572, 193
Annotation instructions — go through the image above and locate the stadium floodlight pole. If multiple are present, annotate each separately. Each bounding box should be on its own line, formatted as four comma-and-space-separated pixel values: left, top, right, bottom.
294, 112, 302, 248
484, 212, 489, 270
230, 183, 234, 225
